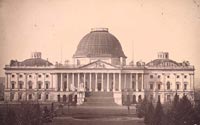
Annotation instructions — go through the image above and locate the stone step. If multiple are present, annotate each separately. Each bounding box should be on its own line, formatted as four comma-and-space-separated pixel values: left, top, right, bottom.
81, 102, 118, 106
88, 92, 113, 97
85, 97, 114, 103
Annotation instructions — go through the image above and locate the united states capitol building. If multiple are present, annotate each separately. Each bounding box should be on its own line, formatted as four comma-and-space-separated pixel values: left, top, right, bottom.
4, 28, 195, 105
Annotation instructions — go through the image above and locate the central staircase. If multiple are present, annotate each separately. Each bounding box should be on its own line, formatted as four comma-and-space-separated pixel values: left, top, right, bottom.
81, 92, 118, 106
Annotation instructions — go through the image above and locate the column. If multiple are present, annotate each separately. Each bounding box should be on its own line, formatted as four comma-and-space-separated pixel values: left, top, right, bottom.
53, 73, 58, 91
89, 73, 92, 91
35, 73, 38, 89
113, 73, 116, 92
130, 73, 132, 89
107, 73, 109, 92
136, 73, 138, 91
72, 73, 74, 89
67, 73, 69, 91
43, 74, 46, 89
16, 73, 19, 89
119, 73, 121, 91
101, 73, 104, 91
60, 73, 63, 91
95, 73, 98, 91
51, 73, 53, 89
8, 74, 11, 89
191, 74, 194, 90
78, 73, 80, 91
141, 73, 144, 91
5, 74, 8, 89
124, 73, 126, 89
84, 73, 86, 90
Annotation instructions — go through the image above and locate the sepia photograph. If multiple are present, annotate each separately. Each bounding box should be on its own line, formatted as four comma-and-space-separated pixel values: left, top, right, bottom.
0, 0, 200, 125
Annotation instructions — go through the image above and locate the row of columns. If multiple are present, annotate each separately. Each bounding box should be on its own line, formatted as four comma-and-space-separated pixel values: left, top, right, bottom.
58, 73, 143, 92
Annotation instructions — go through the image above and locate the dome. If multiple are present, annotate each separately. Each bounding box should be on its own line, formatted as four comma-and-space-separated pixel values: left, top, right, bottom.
9, 52, 53, 67
73, 28, 126, 58
20, 58, 53, 66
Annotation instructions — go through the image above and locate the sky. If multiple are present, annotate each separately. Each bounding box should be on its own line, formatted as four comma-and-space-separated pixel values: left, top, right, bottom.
0, 0, 200, 87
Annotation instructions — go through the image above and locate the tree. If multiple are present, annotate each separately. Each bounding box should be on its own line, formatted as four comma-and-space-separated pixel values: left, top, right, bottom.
42, 106, 52, 123
144, 101, 154, 125
153, 98, 164, 125
176, 95, 194, 125
170, 93, 180, 125
5, 108, 17, 125
137, 95, 148, 118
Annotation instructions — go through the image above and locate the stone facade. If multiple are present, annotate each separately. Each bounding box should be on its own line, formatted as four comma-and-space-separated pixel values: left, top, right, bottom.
3, 28, 195, 105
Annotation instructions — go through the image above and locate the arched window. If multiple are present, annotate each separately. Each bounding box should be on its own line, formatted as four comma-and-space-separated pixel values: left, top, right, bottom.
45, 81, 50, 89
37, 81, 42, 89
28, 81, 33, 89
132, 95, 136, 104
11, 81, 16, 89
18, 81, 24, 89
167, 82, 170, 90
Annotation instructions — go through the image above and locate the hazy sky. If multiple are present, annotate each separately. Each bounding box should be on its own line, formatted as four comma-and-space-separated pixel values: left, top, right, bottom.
0, 0, 200, 86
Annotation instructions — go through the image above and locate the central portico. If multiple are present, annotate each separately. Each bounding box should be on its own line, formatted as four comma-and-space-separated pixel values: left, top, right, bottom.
55, 60, 145, 105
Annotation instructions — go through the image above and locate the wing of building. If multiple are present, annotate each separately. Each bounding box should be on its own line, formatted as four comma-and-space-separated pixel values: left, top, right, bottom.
4, 28, 195, 105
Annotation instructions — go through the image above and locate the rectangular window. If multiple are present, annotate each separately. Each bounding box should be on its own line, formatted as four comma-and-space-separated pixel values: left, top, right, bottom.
150, 75, 153, 79
184, 84, 187, 90
167, 95, 171, 101
19, 84, 23, 89
29, 94, 32, 100
46, 83, 49, 89
29, 85, 32, 89
12, 83, 15, 89
150, 95, 153, 100
158, 84, 161, 90
46, 94, 48, 100
38, 84, 42, 89
38, 94, 41, 99
150, 84, 153, 90
19, 94, 22, 100
158, 95, 160, 100
177, 84, 179, 90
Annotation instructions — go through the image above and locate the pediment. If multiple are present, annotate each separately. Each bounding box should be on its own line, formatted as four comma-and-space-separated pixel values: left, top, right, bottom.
80, 60, 119, 69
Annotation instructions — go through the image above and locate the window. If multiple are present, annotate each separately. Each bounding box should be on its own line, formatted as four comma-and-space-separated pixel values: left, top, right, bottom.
158, 84, 161, 90
150, 95, 153, 100
19, 75, 23, 78
177, 75, 180, 78
11, 83, 15, 89
38, 83, 42, 89
18, 94, 22, 100
184, 84, 187, 90
38, 75, 42, 78
158, 75, 161, 78
46, 75, 49, 78
150, 75, 153, 79
150, 84, 153, 90
10, 93, 14, 101
167, 95, 171, 101
184, 75, 187, 78
167, 75, 170, 78
176, 84, 180, 90
46, 83, 49, 89
28, 94, 32, 100
132, 81, 135, 89
29, 75, 32, 78
28, 81, 32, 89
46, 94, 48, 100
11, 74, 15, 78
19, 83, 23, 89
38, 94, 41, 100
158, 95, 161, 101
167, 82, 170, 90
63, 81, 67, 91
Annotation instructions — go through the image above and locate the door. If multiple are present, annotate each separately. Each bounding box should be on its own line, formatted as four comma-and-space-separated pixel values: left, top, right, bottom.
97, 83, 101, 91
